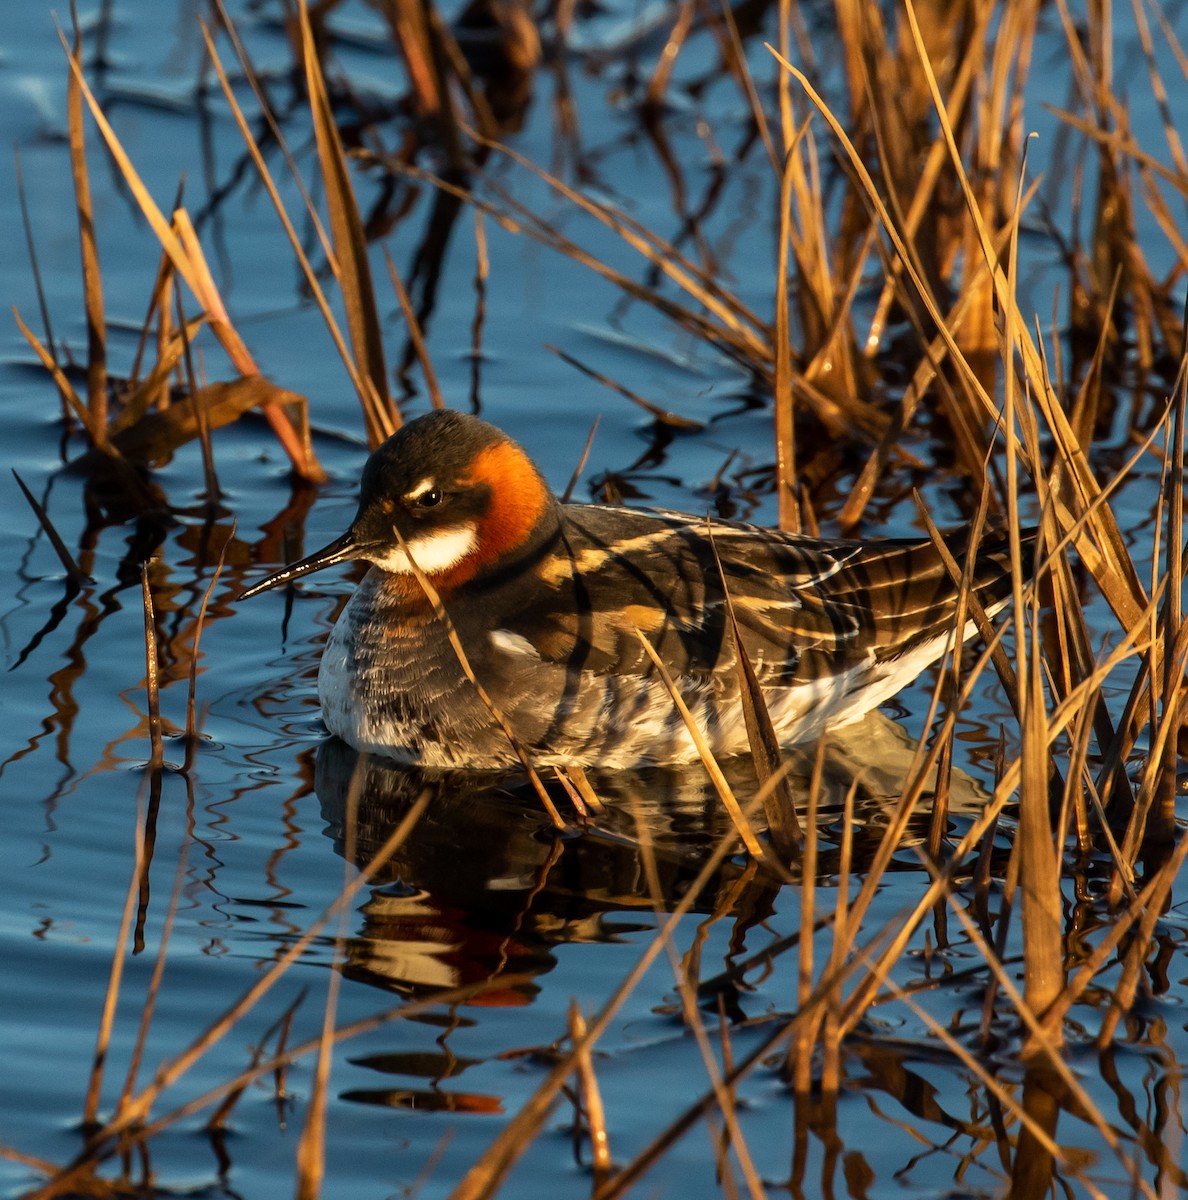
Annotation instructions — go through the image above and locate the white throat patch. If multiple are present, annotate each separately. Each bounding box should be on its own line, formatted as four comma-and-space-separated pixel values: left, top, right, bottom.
369, 523, 478, 575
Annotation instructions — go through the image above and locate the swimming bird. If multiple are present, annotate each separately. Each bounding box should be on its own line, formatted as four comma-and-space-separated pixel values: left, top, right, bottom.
239, 410, 1024, 769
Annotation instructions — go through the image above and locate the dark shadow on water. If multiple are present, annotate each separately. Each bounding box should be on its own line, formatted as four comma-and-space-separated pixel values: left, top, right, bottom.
314, 736, 751, 1003
313, 710, 993, 1001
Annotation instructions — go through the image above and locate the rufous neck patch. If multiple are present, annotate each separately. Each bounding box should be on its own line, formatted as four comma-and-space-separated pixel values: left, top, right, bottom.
467, 439, 552, 570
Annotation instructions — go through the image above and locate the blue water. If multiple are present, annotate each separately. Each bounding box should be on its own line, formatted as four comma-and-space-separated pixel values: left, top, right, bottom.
1, 2, 1186, 1198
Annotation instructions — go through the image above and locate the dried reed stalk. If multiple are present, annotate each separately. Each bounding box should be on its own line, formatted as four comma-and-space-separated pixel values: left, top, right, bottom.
631, 628, 766, 862
298, 0, 398, 448
67, 4, 107, 428
568, 1003, 611, 1189
60, 31, 323, 480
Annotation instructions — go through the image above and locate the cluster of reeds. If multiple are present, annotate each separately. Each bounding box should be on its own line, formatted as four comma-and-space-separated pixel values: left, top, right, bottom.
7, 0, 1188, 1196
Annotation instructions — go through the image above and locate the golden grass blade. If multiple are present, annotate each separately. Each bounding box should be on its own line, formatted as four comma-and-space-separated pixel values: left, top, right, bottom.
712, 0, 778, 175
1096, 840, 1188, 1046
298, 0, 397, 449
208, 0, 335, 265
0, 1148, 58, 1176
771, 33, 1148, 635
13, 305, 104, 451
60, 34, 202, 314
50, 974, 528, 1195
383, 0, 443, 120
931, 894, 1154, 1189
67, 3, 107, 428
999, 133, 1065, 1038
1017, 628, 1065, 1040
631, 627, 766, 862
1152, 338, 1186, 847
643, 1, 694, 112
557, 764, 603, 816
171, 208, 318, 475
552, 766, 592, 819
174, 286, 220, 503
386, 157, 762, 368
597, 856, 1108, 1200
107, 377, 305, 466
839, 218, 1022, 529
462, 132, 769, 354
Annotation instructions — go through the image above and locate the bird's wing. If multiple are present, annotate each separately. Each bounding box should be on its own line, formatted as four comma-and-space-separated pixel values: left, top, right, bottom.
490, 505, 1020, 689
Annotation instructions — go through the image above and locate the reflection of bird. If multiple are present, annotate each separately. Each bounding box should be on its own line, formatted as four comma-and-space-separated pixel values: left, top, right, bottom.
239, 410, 1026, 769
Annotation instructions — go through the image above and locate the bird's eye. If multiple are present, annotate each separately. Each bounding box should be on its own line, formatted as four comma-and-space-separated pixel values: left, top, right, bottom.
417, 488, 443, 508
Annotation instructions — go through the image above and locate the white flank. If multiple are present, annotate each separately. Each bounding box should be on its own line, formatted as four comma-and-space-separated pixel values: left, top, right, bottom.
369, 523, 477, 574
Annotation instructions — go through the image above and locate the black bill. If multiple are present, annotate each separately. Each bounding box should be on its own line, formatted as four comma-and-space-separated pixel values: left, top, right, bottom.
236, 529, 366, 601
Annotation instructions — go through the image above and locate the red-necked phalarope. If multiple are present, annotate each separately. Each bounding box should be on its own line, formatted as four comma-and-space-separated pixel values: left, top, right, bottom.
239, 409, 1026, 769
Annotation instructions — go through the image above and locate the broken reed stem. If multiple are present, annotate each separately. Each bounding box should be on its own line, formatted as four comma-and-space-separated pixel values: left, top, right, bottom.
384, 248, 444, 410
296, 760, 365, 1200
174, 284, 220, 502
141, 562, 165, 771
82, 783, 148, 1126
560, 417, 599, 505
183, 521, 234, 772
791, 739, 821, 1093
13, 147, 58, 365
705, 520, 801, 856
568, 1003, 611, 1189
450, 774, 791, 1200
12, 471, 90, 587
67, 793, 433, 1160
116, 828, 191, 1115
627, 797, 767, 1200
